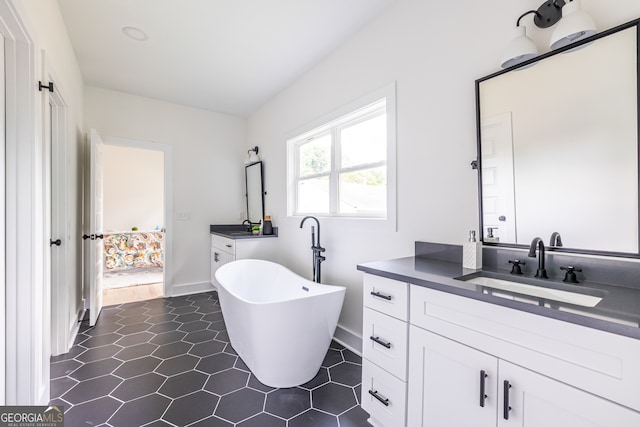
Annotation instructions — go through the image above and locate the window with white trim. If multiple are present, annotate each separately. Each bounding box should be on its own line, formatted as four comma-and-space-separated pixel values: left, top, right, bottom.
287, 85, 396, 223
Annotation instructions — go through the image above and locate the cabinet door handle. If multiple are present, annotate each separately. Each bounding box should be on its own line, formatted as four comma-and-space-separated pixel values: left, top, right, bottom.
368, 389, 390, 407
369, 336, 392, 349
370, 291, 392, 301
503, 380, 512, 420
479, 370, 488, 407
214, 252, 220, 262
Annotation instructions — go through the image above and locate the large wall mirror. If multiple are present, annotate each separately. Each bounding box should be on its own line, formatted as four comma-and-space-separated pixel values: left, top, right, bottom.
476, 19, 639, 257
246, 161, 265, 224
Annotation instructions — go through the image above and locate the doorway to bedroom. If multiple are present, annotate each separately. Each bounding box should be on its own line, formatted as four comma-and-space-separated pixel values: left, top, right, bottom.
101, 144, 165, 305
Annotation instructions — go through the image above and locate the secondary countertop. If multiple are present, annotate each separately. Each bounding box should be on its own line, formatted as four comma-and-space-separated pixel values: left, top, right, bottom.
357, 256, 640, 341
210, 224, 278, 239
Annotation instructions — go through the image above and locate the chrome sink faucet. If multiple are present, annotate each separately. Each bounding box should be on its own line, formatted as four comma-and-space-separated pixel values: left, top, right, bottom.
528, 237, 549, 279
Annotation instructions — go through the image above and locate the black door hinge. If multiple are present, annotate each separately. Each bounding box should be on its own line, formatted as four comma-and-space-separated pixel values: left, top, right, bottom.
38, 81, 54, 93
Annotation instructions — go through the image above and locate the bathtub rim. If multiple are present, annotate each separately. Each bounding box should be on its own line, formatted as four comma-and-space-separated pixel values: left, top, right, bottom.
215, 259, 346, 305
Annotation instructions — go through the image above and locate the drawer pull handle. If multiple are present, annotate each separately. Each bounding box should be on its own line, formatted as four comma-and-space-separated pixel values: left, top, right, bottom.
370, 291, 392, 301
479, 370, 488, 407
503, 380, 512, 420
368, 389, 390, 407
226, 244, 232, 248
369, 336, 392, 349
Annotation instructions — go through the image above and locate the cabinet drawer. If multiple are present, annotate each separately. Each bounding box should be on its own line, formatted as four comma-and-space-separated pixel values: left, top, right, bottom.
363, 273, 408, 321
410, 284, 640, 412
363, 308, 408, 380
362, 358, 407, 427
211, 234, 235, 254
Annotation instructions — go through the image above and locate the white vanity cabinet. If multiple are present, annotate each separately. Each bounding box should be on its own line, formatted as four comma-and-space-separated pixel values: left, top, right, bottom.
361, 274, 408, 427
407, 285, 640, 427
408, 327, 640, 427
359, 273, 640, 427
210, 234, 276, 288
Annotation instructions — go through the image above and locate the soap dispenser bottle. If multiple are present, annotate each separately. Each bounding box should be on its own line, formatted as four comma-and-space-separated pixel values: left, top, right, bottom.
463, 230, 482, 269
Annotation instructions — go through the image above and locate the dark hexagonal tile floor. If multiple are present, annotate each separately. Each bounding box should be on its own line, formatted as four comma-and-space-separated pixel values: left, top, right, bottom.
265, 387, 311, 419
49, 291, 369, 426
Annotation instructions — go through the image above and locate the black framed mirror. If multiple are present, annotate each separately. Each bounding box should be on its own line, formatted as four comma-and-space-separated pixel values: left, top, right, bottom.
475, 18, 640, 257
245, 161, 265, 224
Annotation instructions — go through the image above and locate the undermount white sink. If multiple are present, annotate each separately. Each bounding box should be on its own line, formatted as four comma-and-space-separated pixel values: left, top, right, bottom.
457, 274, 604, 308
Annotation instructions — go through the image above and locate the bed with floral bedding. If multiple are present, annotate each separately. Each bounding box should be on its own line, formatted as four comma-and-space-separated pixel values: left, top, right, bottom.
104, 231, 164, 270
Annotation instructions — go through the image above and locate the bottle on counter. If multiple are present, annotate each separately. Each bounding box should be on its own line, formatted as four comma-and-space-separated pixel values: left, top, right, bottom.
263, 215, 273, 235
463, 230, 482, 269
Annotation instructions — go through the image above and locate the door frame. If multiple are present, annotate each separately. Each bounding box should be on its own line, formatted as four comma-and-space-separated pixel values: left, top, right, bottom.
102, 136, 173, 297
0, 0, 42, 404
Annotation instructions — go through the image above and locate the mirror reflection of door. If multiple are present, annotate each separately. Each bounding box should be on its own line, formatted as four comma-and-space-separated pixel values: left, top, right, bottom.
481, 113, 516, 243
245, 161, 264, 224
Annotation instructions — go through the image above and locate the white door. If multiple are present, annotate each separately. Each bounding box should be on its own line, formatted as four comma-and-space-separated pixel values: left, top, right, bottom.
481, 112, 517, 243
47, 67, 68, 356
87, 129, 105, 326
498, 361, 640, 427
408, 326, 498, 427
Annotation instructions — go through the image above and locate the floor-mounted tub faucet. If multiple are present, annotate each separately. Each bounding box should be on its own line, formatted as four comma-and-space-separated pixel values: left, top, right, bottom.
528, 237, 549, 279
299, 216, 326, 283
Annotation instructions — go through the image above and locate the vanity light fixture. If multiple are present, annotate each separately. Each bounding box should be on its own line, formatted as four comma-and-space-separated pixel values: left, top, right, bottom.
501, 22, 539, 69
245, 146, 260, 164
549, 0, 596, 50
501, 0, 596, 69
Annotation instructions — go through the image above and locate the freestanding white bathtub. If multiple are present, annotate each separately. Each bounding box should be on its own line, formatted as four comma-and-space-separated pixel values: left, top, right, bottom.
215, 259, 346, 388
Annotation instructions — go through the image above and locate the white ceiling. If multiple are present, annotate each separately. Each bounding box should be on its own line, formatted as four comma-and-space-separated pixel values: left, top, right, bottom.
57, 0, 395, 117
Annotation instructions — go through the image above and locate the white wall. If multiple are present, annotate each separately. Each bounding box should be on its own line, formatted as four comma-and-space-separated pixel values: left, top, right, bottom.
103, 145, 164, 232
84, 86, 247, 290
246, 0, 640, 344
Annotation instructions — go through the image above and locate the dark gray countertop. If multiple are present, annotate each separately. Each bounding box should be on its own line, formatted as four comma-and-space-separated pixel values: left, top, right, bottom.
357, 256, 640, 340
210, 224, 278, 239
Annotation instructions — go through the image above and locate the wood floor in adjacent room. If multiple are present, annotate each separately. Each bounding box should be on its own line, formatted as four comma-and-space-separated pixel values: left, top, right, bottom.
103, 282, 164, 306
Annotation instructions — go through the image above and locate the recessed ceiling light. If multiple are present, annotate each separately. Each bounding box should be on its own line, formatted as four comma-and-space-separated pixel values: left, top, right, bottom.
122, 26, 149, 42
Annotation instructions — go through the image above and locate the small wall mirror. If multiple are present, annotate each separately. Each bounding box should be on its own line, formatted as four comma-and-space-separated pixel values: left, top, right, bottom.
476, 19, 639, 257
245, 161, 265, 224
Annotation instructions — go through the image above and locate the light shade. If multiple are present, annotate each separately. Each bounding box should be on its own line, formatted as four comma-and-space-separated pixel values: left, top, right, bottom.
245, 147, 260, 164
550, 0, 596, 50
501, 26, 539, 69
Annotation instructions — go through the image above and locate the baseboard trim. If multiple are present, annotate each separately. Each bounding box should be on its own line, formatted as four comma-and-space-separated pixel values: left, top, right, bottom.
334, 324, 362, 356
171, 281, 216, 298
67, 309, 84, 353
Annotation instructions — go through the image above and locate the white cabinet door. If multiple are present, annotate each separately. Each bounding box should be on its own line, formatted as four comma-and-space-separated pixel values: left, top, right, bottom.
408, 326, 498, 427
498, 361, 640, 427
210, 249, 234, 289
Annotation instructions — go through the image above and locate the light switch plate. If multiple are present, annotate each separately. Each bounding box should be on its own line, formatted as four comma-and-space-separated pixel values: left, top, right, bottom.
176, 211, 191, 221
